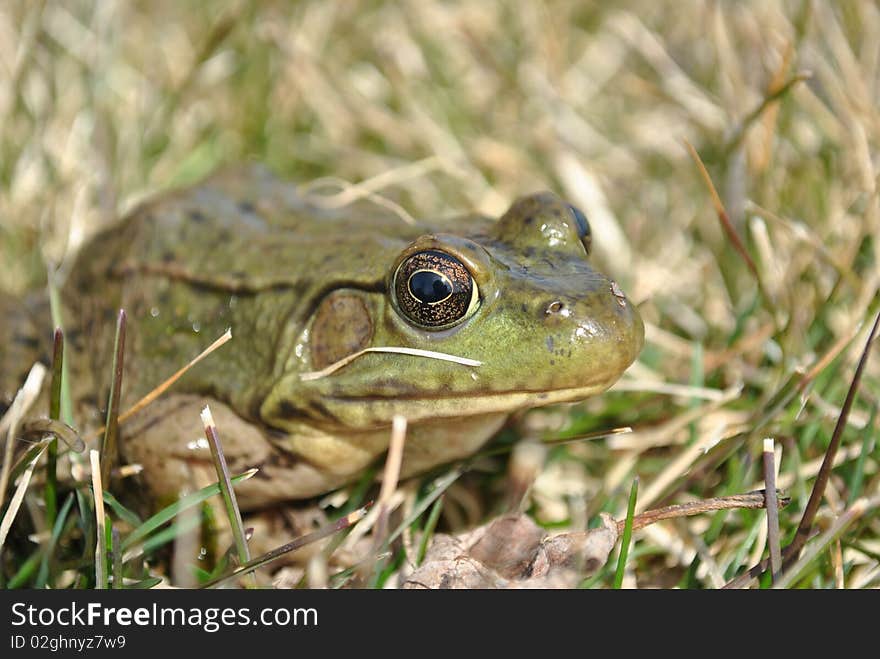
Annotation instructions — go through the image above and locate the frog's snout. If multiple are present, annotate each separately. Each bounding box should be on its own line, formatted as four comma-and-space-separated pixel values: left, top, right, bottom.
537, 279, 644, 386
612, 289, 645, 368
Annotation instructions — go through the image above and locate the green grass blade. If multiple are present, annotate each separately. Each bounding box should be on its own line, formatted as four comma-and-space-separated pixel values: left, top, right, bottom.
8, 550, 41, 589
44, 327, 64, 529
847, 402, 876, 506
120, 468, 257, 551
109, 525, 121, 589
101, 490, 143, 528
141, 516, 203, 555
35, 493, 75, 588
47, 275, 74, 426
388, 467, 462, 546
127, 576, 164, 589
613, 477, 639, 589
417, 494, 445, 566
74, 486, 94, 589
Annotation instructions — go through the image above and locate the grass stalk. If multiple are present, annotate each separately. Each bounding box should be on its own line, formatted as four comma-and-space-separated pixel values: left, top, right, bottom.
90, 450, 108, 589
99, 310, 126, 484
47, 274, 74, 426
201, 406, 252, 576
44, 327, 64, 528
203, 505, 370, 588
762, 438, 782, 582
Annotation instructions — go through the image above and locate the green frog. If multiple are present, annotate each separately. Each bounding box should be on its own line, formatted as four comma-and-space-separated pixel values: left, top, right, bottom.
2, 165, 643, 510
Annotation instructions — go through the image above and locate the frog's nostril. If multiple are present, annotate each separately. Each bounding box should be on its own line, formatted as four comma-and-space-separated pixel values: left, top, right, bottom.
545, 300, 565, 315
610, 281, 628, 308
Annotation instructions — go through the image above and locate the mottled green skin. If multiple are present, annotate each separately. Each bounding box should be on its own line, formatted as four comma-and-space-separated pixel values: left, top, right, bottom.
19, 166, 644, 509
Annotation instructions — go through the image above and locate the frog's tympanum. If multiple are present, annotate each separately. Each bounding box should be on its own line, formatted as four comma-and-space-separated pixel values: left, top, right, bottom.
2, 166, 643, 510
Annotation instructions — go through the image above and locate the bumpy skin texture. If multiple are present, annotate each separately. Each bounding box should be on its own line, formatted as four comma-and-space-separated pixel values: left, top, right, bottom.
11, 166, 644, 510
0, 291, 44, 410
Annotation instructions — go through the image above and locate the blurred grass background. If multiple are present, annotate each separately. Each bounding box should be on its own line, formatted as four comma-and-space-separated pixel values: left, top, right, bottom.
1, 0, 879, 587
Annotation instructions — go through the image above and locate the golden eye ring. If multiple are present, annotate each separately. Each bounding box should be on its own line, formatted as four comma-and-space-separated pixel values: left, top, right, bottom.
393, 250, 480, 329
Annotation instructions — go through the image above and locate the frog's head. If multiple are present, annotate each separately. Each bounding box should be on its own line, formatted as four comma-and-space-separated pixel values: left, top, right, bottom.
263, 191, 643, 430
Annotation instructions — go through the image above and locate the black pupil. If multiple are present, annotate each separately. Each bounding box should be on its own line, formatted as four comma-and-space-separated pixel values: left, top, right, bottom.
409, 271, 452, 303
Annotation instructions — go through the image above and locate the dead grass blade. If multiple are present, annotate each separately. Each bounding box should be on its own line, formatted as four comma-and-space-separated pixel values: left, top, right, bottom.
0, 440, 49, 552
0, 363, 46, 511
91, 328, 232, 439
762, 438, 782, 581
201, 505, 371, 588
300, 156, 447, 211
506, 440, 547, 512
374, 415, 407, 549
685, 140, 759, 281
90, 450, 108, 589
722, 71, 812, 155
300, 346, 481, 381
201, 406, 252, 574
620, 491, 789, 534
302, 177, 419, 225
798, 319, 863, 392
541, 426, 632, 447
363, 415, 409, 585
19, 419, 85, 453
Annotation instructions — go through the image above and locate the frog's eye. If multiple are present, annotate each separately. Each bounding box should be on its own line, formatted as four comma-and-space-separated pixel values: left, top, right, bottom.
568, 204, 591, 254
393, 250, 480, 329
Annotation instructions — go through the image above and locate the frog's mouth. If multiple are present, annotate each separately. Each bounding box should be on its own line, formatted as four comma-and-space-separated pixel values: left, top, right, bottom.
273, 378, 622, 431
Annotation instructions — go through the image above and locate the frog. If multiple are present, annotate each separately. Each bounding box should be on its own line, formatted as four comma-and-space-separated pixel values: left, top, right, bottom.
2, 165, 643, 511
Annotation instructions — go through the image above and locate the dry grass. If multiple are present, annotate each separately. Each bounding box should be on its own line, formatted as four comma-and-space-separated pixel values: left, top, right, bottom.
1, 1, 879, 588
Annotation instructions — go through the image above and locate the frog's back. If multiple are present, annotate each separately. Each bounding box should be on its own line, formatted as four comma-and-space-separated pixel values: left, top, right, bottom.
70, 166, 429, 295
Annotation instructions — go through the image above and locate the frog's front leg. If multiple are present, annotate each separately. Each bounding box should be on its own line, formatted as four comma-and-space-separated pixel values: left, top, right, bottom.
122, 394, 351, 511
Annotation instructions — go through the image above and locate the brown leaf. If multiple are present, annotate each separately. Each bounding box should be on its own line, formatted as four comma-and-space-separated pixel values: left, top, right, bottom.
403, 513, 618, 589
